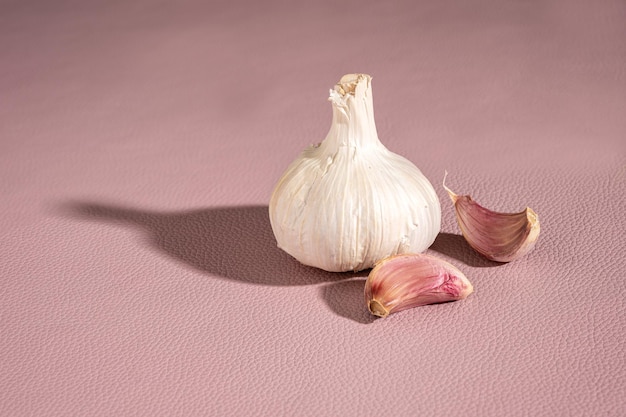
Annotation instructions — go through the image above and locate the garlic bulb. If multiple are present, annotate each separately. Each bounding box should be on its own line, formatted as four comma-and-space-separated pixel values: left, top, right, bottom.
269, 74, 441, 272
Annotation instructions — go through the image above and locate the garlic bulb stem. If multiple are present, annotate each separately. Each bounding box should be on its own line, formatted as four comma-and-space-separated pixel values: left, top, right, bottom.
323, 74, 381, 151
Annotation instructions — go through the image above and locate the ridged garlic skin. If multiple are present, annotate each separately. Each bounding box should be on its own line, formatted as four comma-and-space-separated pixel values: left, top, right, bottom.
365, 254, 473, 318
269, 74, 441, 272
443, 178, 540, 262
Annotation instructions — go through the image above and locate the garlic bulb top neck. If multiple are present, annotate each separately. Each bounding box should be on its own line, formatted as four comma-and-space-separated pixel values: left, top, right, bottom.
322, 73, 383, 153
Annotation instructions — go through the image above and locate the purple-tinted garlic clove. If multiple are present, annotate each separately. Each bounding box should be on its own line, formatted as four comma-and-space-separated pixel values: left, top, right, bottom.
443, 175, 540, 263
364, 254, 473, 318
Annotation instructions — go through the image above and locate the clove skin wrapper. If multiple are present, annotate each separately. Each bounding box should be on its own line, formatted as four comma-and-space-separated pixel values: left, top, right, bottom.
364, 253, 473, 318
443, 175, 540, 263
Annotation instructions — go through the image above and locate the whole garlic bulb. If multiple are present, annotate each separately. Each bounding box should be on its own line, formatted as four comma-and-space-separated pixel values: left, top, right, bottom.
269, 74, 441, 272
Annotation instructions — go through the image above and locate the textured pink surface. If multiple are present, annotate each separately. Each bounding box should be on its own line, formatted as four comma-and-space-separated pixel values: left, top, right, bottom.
1, 0, 625, 416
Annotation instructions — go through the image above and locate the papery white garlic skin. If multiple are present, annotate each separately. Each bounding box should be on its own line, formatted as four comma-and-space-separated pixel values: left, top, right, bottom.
365, 253, 474, 318
269, 74, 441, 272
444, 177, 540, 263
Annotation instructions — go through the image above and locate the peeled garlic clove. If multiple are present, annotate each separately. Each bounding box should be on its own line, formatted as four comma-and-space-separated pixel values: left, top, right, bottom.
443, 177, 540, 263
269, 74, 441, 272
365, 254, 473, 318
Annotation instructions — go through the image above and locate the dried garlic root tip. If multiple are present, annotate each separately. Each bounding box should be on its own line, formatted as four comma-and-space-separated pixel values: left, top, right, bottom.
364, 254, 473, 318
443, 174, 540, 263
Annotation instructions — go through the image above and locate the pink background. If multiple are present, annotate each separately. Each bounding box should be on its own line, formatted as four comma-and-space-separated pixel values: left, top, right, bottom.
2, 0, 625, 415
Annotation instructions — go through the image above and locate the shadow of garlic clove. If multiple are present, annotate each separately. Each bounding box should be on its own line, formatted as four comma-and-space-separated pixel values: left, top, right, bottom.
443, 175, 540, 263
364, 254, 473, 318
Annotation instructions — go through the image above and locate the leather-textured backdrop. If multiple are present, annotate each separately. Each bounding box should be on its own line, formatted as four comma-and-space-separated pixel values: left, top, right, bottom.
1, 0, 625, 416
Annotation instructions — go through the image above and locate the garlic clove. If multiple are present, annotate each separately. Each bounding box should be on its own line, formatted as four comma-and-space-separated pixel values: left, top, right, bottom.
364, 254, 473, 318
443, 176, 540, 263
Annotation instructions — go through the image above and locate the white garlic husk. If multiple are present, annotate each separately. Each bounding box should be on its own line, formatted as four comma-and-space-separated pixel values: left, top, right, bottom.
269, 74, 441, 272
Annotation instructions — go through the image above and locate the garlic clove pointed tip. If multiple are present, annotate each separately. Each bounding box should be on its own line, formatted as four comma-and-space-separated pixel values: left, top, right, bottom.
442, 171, 459, 204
